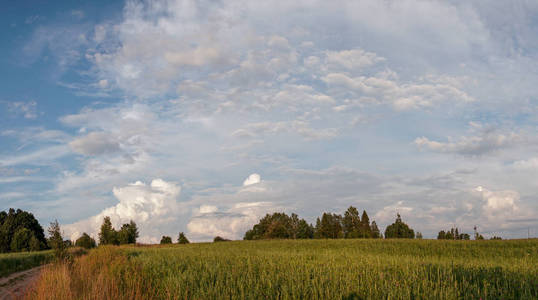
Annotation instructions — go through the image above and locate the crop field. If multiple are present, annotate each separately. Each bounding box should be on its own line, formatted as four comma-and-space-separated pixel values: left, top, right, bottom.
28, 239, 537, 299
0, 250, 53, 278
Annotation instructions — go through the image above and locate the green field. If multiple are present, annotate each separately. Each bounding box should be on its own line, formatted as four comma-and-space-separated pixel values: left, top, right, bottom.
0, 250, 53, 277
30, 239, 538, 299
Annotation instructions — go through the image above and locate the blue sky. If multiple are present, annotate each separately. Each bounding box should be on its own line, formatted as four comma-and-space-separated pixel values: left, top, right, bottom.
1, 0, 537, 242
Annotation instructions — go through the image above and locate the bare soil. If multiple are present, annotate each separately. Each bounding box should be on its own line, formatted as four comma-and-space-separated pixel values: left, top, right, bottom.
0, 266, 43, 300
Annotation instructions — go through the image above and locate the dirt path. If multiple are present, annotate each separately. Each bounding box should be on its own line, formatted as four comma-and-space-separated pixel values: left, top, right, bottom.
0, 266, 44, 300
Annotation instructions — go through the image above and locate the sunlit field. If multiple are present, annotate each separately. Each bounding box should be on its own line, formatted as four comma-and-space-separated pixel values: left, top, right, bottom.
27, 239, 537, 299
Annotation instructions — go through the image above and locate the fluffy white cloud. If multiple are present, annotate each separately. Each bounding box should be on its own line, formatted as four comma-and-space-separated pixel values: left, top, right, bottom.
474, 186, 518, 216
243, 173, 261, 186
64, 179, 182, 243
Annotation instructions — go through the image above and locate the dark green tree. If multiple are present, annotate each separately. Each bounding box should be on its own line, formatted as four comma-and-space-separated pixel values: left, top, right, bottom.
213, 236, 231, 242
75, 233, 96, 249
98, 217, 118, 245
314, 213, 343, 239
178, 232, 190, 244
342, 206, 361, 238
296, 219, 314, 239
0, 208, 47, 253
160, 236, 172, 244
48, 220, 68, 261
243, 212, 313, 240
360, 210, 372, 238
117, 221, 139, 245
416, 232, 423, 239
437, 230, 446, 239
384, 214, 415, 239
10, 228, 33, 252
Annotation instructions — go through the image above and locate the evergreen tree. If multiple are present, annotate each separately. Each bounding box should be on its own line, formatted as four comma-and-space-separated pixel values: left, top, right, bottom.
98, 216, 118, 245
75, 233, 96, 249
437, 230, 446, 239
360, 210, 372, 238
160, 236, 172, 244
384, 214, 415, 239
416, 232, 423, 239
178, 232, 190, 244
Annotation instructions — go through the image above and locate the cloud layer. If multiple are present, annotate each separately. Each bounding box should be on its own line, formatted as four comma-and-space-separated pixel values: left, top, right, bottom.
1, 0, 538, 241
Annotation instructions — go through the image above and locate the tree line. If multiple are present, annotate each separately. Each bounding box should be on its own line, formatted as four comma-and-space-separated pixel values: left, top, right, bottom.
1, 207, 502, 254
243, 207, 417, 240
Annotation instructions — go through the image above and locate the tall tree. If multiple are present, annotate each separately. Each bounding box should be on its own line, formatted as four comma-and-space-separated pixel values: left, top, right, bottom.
360, 210, 372, 238
370, 221, 381, 238
48, 220, 68, 261
117, 221, 139, 245
384, 214, 415, 239
98, 216, 118, 245
178, 232, 190, 244
0, 208, 47, 252
315, 213, 343, 239
342, 206, 361, 238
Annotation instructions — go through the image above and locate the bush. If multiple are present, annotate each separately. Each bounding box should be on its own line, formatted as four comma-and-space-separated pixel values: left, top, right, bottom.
75, 233, 97, 249
160, 236, 172, 244
213, 236, 231, 242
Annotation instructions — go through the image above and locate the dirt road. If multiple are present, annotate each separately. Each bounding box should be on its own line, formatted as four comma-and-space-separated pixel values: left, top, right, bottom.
0, 266, 43, 300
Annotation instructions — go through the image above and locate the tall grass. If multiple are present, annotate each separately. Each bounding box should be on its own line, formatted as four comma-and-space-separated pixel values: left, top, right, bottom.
27, 239, 538, 299
0, 250, 53, 277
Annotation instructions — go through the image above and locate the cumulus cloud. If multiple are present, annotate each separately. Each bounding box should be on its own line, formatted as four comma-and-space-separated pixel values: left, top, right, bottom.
64, 179, 182, 243
187, 202, 274, 240
243, 173, 261, 186
474, 186, 518, 216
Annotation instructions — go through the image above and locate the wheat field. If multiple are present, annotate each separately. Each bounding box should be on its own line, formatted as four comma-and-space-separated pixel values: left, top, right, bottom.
27, 239, 537, 299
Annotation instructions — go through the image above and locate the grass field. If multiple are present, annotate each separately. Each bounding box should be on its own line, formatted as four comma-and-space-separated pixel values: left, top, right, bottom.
0, 250, 53, 278
28, 239, 537, 299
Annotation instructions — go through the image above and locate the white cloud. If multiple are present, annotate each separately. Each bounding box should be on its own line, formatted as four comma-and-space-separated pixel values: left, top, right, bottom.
69, 132, 120, 156
326, 49, 385, 70
64, 179, 182, 243
243, 173, 261, 186
415, 127, 523, 156
187, 202, 274, 240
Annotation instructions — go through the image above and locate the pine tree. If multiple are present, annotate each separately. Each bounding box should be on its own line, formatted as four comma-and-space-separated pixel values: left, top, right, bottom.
360, 210, 372, 238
